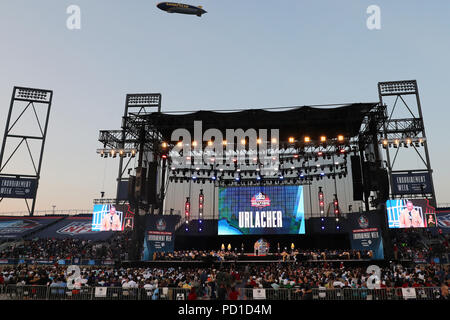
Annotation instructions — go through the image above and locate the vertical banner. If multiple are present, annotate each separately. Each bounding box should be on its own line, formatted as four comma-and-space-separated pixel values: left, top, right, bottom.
348, 212, 384, 260
143, 215, 178, 260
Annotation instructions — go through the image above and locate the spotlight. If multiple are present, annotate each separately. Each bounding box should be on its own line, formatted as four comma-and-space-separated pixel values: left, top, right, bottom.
241, 139, 246, 145
257, 138, 262, 144
207, 140, 213, 146
321, 226, 325, 230
337, 135, 344, 142
192, 141, 198, 147
288, 137, 295, 143
161, 142, 168, 148
222, 140, 227, 145
177, 141, 183, 147
256, 175, 261, 181
304, 136, 311, 143
320, 136, 326, 143
271, 138, 277, 144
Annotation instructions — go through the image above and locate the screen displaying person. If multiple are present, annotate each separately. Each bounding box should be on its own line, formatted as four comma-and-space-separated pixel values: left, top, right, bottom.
100, 205, 122, 231
426, 214, 437, 228
399, 200, 424, 228
124, 218, 133, 231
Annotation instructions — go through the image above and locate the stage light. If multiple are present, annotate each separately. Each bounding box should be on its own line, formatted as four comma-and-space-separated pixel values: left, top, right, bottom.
304, 136, 310, 143
321, 226, 325, 230
177, 141, 183, 147
207, 140, 213, 146
279, 175, 284, 180
256, 175, 261, 181
320, 172, 325, 176
320, 136, 326, 143
162, 142, 168, 148
257, 138, 262, 144
271, 138, 277, 144
337, 135, 344, 142
241, 139, 246, 145
222, 140, 227, 145
211, 175, 216, 181
192, 141, 198, 147
192, 176, 197, 180
288, 137, 295, 143
235, 176, 240, 181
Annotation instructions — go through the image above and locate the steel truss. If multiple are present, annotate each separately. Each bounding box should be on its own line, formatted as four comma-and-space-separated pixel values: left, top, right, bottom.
378, 80, 436, 205
0, 87, 53, 216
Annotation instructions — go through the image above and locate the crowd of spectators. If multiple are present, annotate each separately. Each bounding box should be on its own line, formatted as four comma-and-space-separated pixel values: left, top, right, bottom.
0, 233, 132, 261
0, 262, 448, 300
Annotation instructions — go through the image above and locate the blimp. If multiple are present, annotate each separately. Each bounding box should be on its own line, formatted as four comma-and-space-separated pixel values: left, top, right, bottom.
157, 2, 207, 17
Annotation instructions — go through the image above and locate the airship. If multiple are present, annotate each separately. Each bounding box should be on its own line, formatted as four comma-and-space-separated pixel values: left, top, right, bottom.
157, 2, 207, 17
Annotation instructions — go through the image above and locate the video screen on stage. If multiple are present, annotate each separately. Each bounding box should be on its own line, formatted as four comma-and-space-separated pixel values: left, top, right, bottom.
218, 185, 305, 235
386, 199, 437, 229
91, 204, 134, 231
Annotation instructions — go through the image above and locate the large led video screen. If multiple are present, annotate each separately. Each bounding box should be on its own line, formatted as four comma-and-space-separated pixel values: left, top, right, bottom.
386, 199, 437, 229
218, 186, 305, 235
92, 204, 135, 231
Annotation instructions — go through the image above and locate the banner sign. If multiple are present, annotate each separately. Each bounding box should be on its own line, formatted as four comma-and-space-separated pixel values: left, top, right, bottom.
436, 211, 450, 234
0, 177, 37, 199
348, 212, 384, 260
143, 215, 178, 261
391, 172, 432, 195
29, 216, 113, 240
0, 216, 63, 239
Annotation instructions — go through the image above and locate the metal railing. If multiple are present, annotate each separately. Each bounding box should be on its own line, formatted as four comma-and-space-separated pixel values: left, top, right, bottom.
0, 285, 446, 300
0, 209, 91, 216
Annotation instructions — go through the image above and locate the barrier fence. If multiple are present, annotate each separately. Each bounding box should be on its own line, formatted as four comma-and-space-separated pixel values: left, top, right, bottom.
0, 285, 446, 300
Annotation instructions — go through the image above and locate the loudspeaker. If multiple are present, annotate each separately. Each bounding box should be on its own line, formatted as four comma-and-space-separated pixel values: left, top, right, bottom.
135, 167, 147, 200
127, 175, 136, 204
351, 155, 363, 201
146, 162, 158, 206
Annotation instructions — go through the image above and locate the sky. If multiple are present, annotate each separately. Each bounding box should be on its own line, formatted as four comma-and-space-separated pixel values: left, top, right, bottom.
0, 0, 449, 215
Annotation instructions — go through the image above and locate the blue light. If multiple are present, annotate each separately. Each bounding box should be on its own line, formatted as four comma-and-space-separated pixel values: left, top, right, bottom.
211, 176, 216, 180
192, 176, 197, 180
256, 176, 261, 180
321, 217, 324, 222
321, 226, 325, 230
235, 177, 240, 181
300, 174, 304, 178
320, 172, 325, 176
336, 225, 340, 230
279, 175, 284, 180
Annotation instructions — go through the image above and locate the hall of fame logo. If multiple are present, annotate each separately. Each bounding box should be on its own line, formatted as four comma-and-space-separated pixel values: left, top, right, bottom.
358, 215, 369, 229
251, 193, 271, 208
156, 219, 167, 231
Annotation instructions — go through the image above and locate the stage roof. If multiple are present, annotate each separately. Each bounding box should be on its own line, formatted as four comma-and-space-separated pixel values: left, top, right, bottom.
138, 103, 377, 142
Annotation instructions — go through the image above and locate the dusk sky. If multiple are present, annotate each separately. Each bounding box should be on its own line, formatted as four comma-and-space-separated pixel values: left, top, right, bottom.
0, 1, 449, 214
